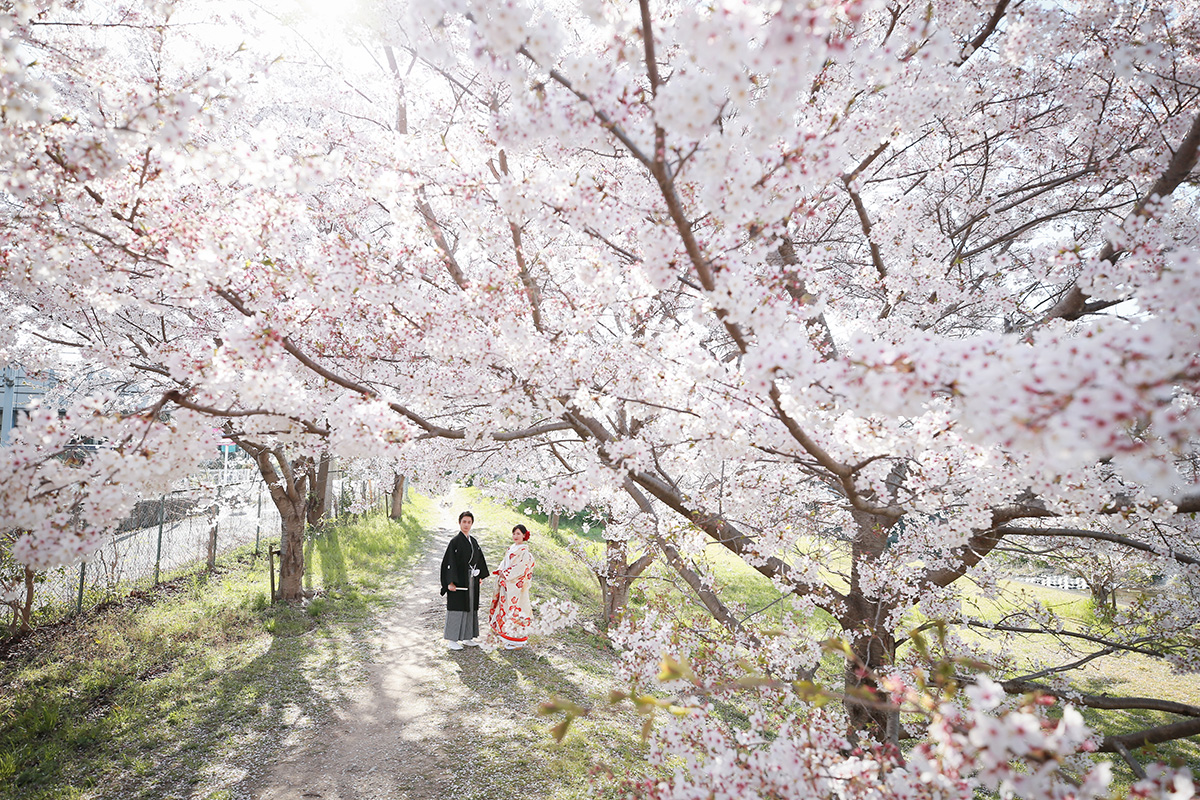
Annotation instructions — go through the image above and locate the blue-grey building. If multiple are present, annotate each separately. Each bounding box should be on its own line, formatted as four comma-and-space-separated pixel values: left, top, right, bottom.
1, 366, 51, 445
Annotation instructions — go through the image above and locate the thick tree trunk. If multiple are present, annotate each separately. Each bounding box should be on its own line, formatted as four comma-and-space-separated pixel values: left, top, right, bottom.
842, 509, 901, 744
1089, 582, 1111, 613
843, 599, 899, 743
597, 538, 654, 631
278, 499, 307, 601
600, 581, 629, 628
308, 454, 332, 527
225, 435, 323, 603
390, 473, 406, 520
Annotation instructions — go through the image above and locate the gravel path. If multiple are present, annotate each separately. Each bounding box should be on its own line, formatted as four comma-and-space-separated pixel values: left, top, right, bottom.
250, 493, 536, 800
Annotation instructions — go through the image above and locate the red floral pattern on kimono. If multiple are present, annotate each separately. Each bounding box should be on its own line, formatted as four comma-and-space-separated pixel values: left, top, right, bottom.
488, 543, 534, 644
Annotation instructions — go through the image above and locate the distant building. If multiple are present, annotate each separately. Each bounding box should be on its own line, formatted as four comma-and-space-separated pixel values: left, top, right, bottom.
1, 366, 52, 445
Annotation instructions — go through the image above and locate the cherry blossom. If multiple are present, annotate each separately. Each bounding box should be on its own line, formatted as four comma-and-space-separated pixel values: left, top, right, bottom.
2, 0, 1200, 793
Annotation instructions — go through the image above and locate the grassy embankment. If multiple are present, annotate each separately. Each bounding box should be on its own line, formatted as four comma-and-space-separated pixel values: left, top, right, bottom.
493, 497, 1199, 790
0, 496, 437, 800
0, 489, 661, 800
446, 490, 648, 798
3, 487, 1191, 799
664, 535, 1200, 788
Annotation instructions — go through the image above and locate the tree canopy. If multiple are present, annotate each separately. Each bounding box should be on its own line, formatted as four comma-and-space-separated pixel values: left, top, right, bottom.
2, 0, 1198, 796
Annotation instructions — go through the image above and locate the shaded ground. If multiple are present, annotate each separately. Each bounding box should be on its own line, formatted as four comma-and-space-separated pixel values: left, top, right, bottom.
250, 491, 614, 800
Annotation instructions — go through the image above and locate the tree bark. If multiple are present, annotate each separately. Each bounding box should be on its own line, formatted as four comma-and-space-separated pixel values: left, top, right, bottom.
312, 453, 332, 525
390, 473, 406, 520
651, 534, 752, 642
225, 434, 320, 603
842, 509, 901, 744
597, 538, 655, 631
1086, 580, 1114, 616
277, 497, 307, 601
1099, 716, 1200, 753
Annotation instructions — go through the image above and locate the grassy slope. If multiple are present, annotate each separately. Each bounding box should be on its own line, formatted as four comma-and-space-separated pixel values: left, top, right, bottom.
445, 489, 649, 800
0, 499, 435, 800
960, 581, 1200, 785
4, 488, 1191, 799
678, 538, 1200, 785
0, 491, 650, 800
490, 502, 1199, 789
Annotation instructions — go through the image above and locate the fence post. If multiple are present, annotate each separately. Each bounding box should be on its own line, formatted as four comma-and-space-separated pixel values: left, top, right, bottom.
207, 508, 219, 573
254, 482, 263, 558
154, 494, 166, 585
269, 547, 279, 603
76, 561, 85, 615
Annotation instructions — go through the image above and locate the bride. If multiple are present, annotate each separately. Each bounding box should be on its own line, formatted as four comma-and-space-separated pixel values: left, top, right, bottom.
488, 524, 535, 649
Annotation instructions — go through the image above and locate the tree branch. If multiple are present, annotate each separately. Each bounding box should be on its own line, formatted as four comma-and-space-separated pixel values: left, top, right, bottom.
212, 287, 571, 443
1098, 716, 1200, 754
561, 408, 843, 611
500, 152, 545, 331
955, 0, 1010, 65
415, 188, 469, 289
996, 526, 1200, 567
1042, 111, 1200, 323
966, 621, 1163, 658
842, 161, 888, 282
517, 46, 654, 166
623, 477, 753, 641
165, 390, 330, 436
638, 0, 663, 96
996, 679, 1200, 718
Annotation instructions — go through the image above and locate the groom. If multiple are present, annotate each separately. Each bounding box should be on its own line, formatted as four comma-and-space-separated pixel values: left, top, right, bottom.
440, 510, 490, 650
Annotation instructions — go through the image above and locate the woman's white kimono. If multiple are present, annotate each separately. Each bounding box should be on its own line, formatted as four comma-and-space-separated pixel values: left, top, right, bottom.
488, 542, 534, 647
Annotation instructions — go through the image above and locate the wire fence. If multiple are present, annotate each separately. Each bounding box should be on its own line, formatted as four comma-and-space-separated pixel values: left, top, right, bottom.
16, 467, 390, 629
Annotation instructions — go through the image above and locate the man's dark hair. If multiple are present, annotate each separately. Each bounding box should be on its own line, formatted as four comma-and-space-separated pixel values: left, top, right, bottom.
458, 510, 474, 523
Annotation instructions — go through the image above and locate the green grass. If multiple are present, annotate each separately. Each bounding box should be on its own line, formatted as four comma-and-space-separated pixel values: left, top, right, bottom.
0, 500, 434, 800
951, 579, 1200, 789
590, 520, 1200, 791
6, 486, 1192, 799
431, 623, 646, 800
422, 489, 652, 797
0, 490, 648, 800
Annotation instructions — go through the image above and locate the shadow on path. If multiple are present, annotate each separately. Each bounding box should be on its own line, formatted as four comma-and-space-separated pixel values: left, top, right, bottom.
247, 493, 599, 800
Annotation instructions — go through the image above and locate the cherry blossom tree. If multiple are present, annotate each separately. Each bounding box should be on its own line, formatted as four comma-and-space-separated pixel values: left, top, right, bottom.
3, 0, 1200, 795
362, 0, 1200, 768
0, 0, 415, 600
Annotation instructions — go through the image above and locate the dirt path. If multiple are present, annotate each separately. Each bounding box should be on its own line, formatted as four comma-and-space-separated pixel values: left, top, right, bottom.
249, 492, 601, 800
251, 494, 491, 800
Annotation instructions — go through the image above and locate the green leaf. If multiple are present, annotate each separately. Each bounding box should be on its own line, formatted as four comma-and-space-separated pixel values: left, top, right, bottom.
657, 655, 696, 683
